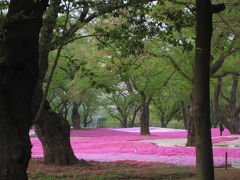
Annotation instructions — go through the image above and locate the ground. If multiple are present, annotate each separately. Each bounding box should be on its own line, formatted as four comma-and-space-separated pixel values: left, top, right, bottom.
28, 158, 240, 180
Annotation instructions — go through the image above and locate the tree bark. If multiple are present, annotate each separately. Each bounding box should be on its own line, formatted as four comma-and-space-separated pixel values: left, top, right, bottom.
121, 115, 128, 128
71, 103, 81, 129
0, 0, 47, 179
34, 101, 78, 164
228, 75, 240, 134
180, 101, 188, 129
140, 103, 150, 135
140, 92, 151, 135
32, 0, 79, 165
193, 0, 219, 179
129, 106, 140, 127
186, 104, 195, 146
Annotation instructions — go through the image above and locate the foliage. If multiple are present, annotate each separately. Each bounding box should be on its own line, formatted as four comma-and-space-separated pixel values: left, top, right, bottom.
44, 0, 239, 129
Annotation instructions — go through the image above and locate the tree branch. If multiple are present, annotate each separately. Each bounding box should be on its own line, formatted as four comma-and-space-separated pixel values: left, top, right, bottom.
210, 44, 240, 76
212, 71, 240, 78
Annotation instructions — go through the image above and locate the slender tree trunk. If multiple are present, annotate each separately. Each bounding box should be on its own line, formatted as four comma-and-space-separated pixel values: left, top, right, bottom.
129, 106, 140, 127
0, 0, 47, 179
161, 104, 179, 128
214, 77, 240, 134
121, 114, 128, 128
71, 103, 81, 129
82, 107, 90, 127
180, 101, 188, 129
140, 92, 151, 135
140, 103, 150, 135
160, 109, 166, 127
186, 104, 195, 146
63, 103, 69, 120
193, 0, 224, 178
229, 75, 240, 134
160, 119, 166, 128
121, 121, 128, 128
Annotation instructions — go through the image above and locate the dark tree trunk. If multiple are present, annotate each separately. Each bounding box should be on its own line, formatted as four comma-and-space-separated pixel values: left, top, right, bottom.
214, 77, 240, 134
228, 75, 240, 134
121, 120, 128, 128
229, 117, 240, 134
32, 0, 79, 165
129, 106, 140, 127
160, 104, 179, 128
160, 108, 167, 127
0, 0, 47, 179
192, 0, 225, 179
71, 103, 81, 129
121, 114, 128, 128
140, 92, 151, 135
140, 103, 150, 135
160, 119, 167, 128
186, 91, 196, 147
63, 103, 69, 120
186, 105, 195, 146
34, 101, 78, 164
33, 52, 79, 165
180, 101, 188, 129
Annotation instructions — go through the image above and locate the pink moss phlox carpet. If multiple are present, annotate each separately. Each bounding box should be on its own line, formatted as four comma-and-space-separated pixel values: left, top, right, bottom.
30, 128, 239, 167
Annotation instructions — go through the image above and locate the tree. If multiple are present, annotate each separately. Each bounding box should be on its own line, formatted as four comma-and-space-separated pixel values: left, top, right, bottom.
193, 1, 225, 179
80, 89, 100, 127
214, 75, 240, 134
103, 82, 141, 128
103, 54, 175, 135
32, 0, 79, 164
152, 94, 180, 128
0, 0, 48, 179
32, 0, 158, 165
151, 0, 240, 146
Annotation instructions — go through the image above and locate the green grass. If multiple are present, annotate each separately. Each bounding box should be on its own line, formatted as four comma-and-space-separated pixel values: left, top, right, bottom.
29, 166, 195, 180
29, 172, 65, 180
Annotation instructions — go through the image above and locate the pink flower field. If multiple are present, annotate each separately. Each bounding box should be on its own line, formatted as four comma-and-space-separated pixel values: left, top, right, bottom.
30, 127, 240, 167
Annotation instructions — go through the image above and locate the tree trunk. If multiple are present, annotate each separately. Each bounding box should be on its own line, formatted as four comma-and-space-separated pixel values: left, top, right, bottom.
121, 114, 128, 128
160, 109, 167, 127
129, 106, 140, 127
140, 92, 151, 135
63, 103, 69, 120
193, 0, 223, 179
186, 105, 195, 146
0, 0, 48, 179
33, 75, 79, 165
31, 0, 79, 165
214, 77, 240, 134
140, 103, 150, 135
34, 101, 78, 164
71, 103, 81, 129
228, 75, 240, 134
160, 119, 167, 128
229, 117, 240, 134
180, 101, 188, 129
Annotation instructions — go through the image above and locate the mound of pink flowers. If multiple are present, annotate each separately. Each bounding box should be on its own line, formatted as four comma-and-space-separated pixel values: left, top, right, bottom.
31, 127, 240, 167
